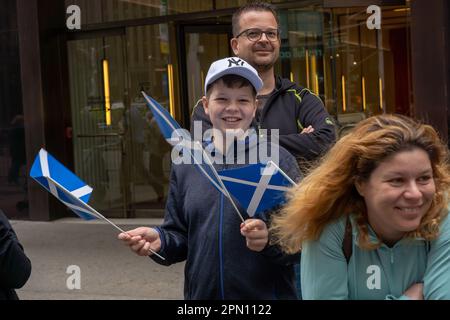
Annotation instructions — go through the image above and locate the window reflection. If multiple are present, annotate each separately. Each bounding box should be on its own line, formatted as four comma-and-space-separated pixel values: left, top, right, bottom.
278, 4, 412, 135
65, 0, 213, 25
0, 0, 28, 220
126, 24, 173, 213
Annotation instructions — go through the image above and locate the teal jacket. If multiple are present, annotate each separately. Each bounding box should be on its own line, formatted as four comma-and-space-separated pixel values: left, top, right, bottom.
301, 213, 450, 300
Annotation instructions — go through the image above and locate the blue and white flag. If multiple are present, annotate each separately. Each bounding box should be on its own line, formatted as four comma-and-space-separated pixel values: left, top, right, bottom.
142, 91, 224, 192
30, 149, 99, 221
141, 91, 190, 145
30, 149, 166, 260
142, 91, 244, 221
218, 162, 295, 217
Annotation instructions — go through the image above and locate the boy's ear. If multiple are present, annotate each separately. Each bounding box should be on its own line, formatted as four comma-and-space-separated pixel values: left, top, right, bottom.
253, 99, 258, 118
202, 96, 209, 115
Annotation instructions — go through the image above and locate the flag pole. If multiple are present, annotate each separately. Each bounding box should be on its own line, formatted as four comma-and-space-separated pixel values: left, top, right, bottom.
85, 206, 167, 261
193, 141, 245, 223
267, 161, 298, 186
46, 177, 166, 261
142, 92, 245, 223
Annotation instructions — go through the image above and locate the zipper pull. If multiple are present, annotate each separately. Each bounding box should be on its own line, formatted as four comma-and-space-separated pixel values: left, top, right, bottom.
258, 124, 265, 139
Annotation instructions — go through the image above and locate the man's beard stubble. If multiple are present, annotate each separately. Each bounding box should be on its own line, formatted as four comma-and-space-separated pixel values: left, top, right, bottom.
254, 62, 275, 72
251, 44, 279, 72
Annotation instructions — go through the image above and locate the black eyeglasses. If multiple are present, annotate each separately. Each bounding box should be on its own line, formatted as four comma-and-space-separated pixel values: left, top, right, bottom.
235, 28, 280, 42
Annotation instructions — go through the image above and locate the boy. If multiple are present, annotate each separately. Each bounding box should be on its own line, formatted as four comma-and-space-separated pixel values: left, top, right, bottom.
119, 57, 300, 299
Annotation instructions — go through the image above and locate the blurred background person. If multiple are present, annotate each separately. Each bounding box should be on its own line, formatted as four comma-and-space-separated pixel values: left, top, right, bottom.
0, 209, 31, 300
7, 114, 25, 186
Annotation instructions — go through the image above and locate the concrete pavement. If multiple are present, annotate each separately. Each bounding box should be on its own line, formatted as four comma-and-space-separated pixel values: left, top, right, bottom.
11, 218, 185, 300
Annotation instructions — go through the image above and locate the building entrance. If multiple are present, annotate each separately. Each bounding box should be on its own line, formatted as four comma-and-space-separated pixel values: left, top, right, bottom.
177, 24, 232, 126
67, 30, 172, 218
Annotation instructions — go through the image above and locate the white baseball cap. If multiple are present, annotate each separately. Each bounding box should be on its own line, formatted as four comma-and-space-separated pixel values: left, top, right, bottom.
204, 57, 263, 95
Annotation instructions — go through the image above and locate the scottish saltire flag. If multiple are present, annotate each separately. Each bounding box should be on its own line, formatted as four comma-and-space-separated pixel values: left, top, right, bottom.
141, 91, 190, 145
218, 162, 294, 217
142, 91, 227, 195
30, 149, 166, 260
142, 92, 244, 221
30, 149, 99, 221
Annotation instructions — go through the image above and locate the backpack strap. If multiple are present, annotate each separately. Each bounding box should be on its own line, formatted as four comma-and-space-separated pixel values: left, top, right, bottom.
425, 240, 431, 254
341, 219, 430, 264
342, 216, 353, 264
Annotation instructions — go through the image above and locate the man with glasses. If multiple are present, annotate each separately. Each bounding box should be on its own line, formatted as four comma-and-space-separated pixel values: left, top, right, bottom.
191, 1, 336, 165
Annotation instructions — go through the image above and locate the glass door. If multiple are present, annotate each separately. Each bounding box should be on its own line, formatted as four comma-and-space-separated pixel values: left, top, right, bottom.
179, 25, 233, 125
68, 34, 130, 218
68, 26, 173, 218
124, 24, 173, 217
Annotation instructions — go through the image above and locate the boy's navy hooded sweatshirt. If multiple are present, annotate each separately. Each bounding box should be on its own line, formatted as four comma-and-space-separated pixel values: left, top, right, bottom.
151, 134, 301, 300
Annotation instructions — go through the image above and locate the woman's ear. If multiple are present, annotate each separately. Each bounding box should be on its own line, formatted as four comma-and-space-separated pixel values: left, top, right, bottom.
202, 96, 209, 115
354, 179, 365, 197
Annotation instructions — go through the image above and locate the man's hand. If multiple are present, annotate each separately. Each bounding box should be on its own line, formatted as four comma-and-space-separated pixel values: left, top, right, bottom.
301, 125, 315, 134
240, 219, 269, 252
118, 227, 161, 257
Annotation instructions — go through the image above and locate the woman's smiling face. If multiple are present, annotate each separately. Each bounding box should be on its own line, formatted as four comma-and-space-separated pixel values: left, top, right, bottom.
356, 148, 436, 244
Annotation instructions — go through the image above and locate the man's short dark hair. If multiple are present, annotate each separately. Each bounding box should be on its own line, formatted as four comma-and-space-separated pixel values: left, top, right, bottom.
206, 74, 257, 98
232, 2, 279, 37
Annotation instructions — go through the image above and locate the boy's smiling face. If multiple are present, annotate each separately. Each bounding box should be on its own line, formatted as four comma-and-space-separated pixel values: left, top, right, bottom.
202, 79, 257, 136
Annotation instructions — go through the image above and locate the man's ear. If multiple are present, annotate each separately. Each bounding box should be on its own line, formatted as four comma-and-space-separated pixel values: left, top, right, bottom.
230, 38, 239, 55
202, 96, 209, 115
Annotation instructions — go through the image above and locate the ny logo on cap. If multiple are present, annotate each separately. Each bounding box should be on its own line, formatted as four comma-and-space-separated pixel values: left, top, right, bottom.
228, 58, 245, 67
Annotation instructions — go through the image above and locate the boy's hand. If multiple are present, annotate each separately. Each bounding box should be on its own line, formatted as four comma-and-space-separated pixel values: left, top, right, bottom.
118, 227, 161, 257
240, 219, 269, 252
